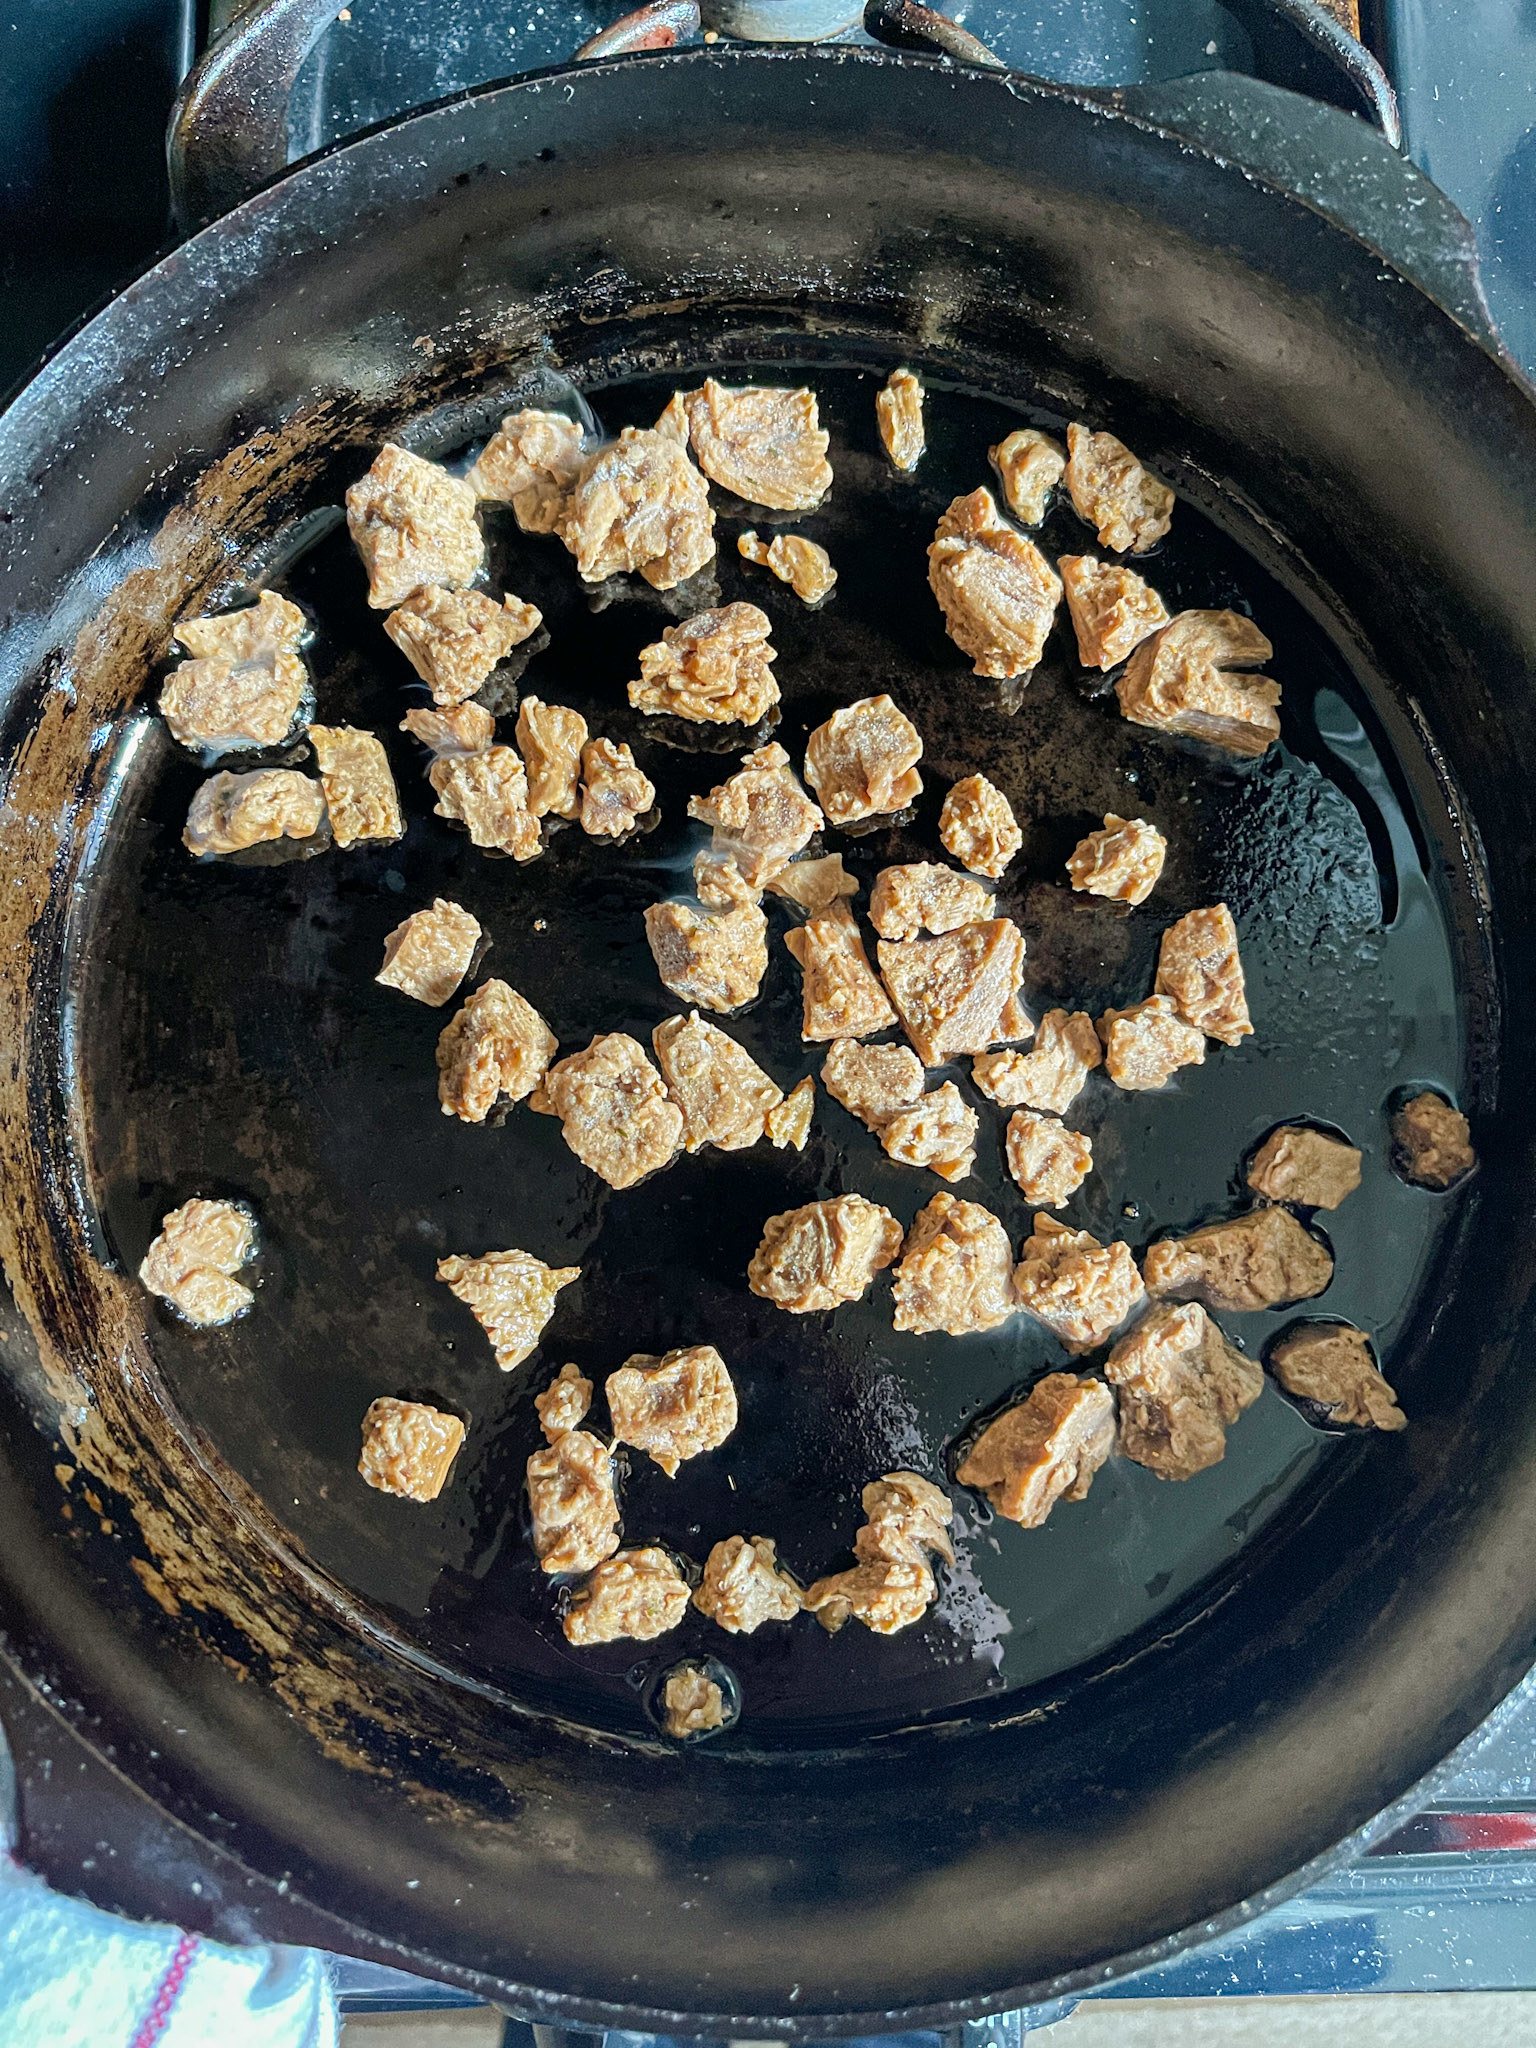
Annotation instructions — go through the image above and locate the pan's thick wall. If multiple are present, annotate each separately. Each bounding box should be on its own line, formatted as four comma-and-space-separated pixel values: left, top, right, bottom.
1, 46, 1535, 2031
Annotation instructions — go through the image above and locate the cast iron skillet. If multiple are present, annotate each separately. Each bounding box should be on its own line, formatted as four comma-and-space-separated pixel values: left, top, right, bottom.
2, 29, 1536, 2034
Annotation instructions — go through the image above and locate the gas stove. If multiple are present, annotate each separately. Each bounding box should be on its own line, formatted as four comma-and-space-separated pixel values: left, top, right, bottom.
4, 0, 1536, 2025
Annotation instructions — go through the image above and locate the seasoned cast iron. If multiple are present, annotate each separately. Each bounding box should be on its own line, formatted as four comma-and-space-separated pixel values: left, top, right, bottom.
3, 40, 1536, 2033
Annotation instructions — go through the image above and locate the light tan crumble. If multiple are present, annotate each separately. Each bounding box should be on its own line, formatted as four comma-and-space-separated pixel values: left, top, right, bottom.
436, 1246, 579, 1370
974, 1010, 1099, 1114
645, 856, 768, 1014
1269, 1323, 1405, 1431
558, 422, 715, 589
877, 917, 1031, 1066
822, 1039, 925, 1127
870, 863, 995, 941
516, 698, 588, 818
358, 1397, 465, 1503
466, 408, 587, 531
564, 1548, 691, 1645
957, 1374, 1115, 1527
183, 770, 325, 857
400, 702, 495, 757
1156, 904, 1252, 1044
694, 1535, 802, 1632
429, 745, 542, 860
376, 898, 481, 1007
1064, 423, 1174, 554
805, 1473, 952, 1634
687, 742, 823, 887
1117, 610, 1280, 757
652, 1010, 782, 1152
1058, 555, 1170, 670
748, 1193, 903, 1313
345, 443, 484, 608
737, 530, 838, 604
1391, 1091, 1476, 1189
765, 1075, 816, 1150
1006, 1110, 1093, 1206
857, 1473, 955, 1567
767, 854, 859, 916
384, 586, 541, 706
880, 1083, 978, 1183
436, 979, 557, 1122
139, 1198, 255, 1326
1144, 1207, 1333, 1314
890, 1193, 1019, 1337
938, 773, 1022, 879
1098, 997, 1207, 1092
927, 487, 1062, 679
803, 1559, 934, 1635
161, 590, 309, 751
1066, 814, 1167, 905
308, 725, 403, 847
877, 368, 926, 471
606, 1344, 738, 1476
629, 602, 780, 725
803, 695, 923, 825
1015, 1215, 1146, 1354
785, 902, 897, 1040
579, 737, 655, 838
1105, 1301, 1264, 1480
1248, 1126, 1363, 1210
662, 1666, 729, 1737
680, 379, 832, 510
172, 588, 306, 665
534, 1363, 593, 1442
530, 1032, 683, 1188
989, 427, 1066, 525
528, 1430, 620, 1575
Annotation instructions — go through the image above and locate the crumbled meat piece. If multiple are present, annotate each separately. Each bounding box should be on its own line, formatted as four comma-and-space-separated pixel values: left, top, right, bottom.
928, 487, 1063, 680
822, 1038, 925, 1126
1059, 555, 1170, 671
375, 898, 481, 1007
1006, 1110, 1093, 1205
1247, 1126, 1363, 1209
1015, 1215, 1146, 1354
785, 902, 897, 1041
629, 602, 780, 725
958, 1374, 1115, 1527
1064, 423, 1174, 554
606, 1344, 738, 1476
1117, 610, 1280, 757
307, 725, 403, 847
1066, 813, 1167, 904
1391, 1091, 1476, 1189
558, 424, 715, 589
877, 368, 926, 472
680, 379, 832, 510
856, 1472, 955, 1567
890, 1193, 1018, 1336
161, 590, 309, 751
877, 918, 1031, 1066
437, 1246, 579, 1370
467, 408, 586, 531
737, 530, 838, 604
693, 849, 757, 910
1269, 1322, 1405, 1431
182, 769, 325, 857
974, 1009, 1099, 1114
662, 1666, 729, 1737
384, 586, 540, 706
765, 1075, 816, 1150
938, 773, 1022, 879
1105, 1300, 1264, 1480
514, 698, 588, 818
579, 737, 655, 838
436, 978, 557, 1122
803, 1558, 935, 1635
358, 1397, 465, 1502
400, 701, 496, 756
880, 1083, 978, 1183
803, 695, 924, 825
527, 1430, 620, 1575
530, 1032, 683, 1188
747, 1193, 903, 1313
870, 864, 995, 941
1098, 997, 1207, 1092
653, 1011, 782, 1152
139, 1198, 255, 1326
1156, 904, 1253, 1045
1144, 1207, 1333, 1314
767, 854, 859, 916
645, 862, 768, 1014
534, 1363, 592, 1442
694, 1535, 802, 1632
989, 428, 1066, 525
429, 745, 542, 860
806, 1472, 951, 1633
564, 1547, 691, 1644
687, 742, 823, 886
346, 443, 484, 608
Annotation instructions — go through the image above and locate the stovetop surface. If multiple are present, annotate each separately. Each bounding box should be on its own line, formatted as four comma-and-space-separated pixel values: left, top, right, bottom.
3, 0, 1536, 2016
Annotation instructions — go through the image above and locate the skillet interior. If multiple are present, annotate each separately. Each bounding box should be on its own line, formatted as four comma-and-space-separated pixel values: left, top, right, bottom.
1, 46, 1535, 2029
